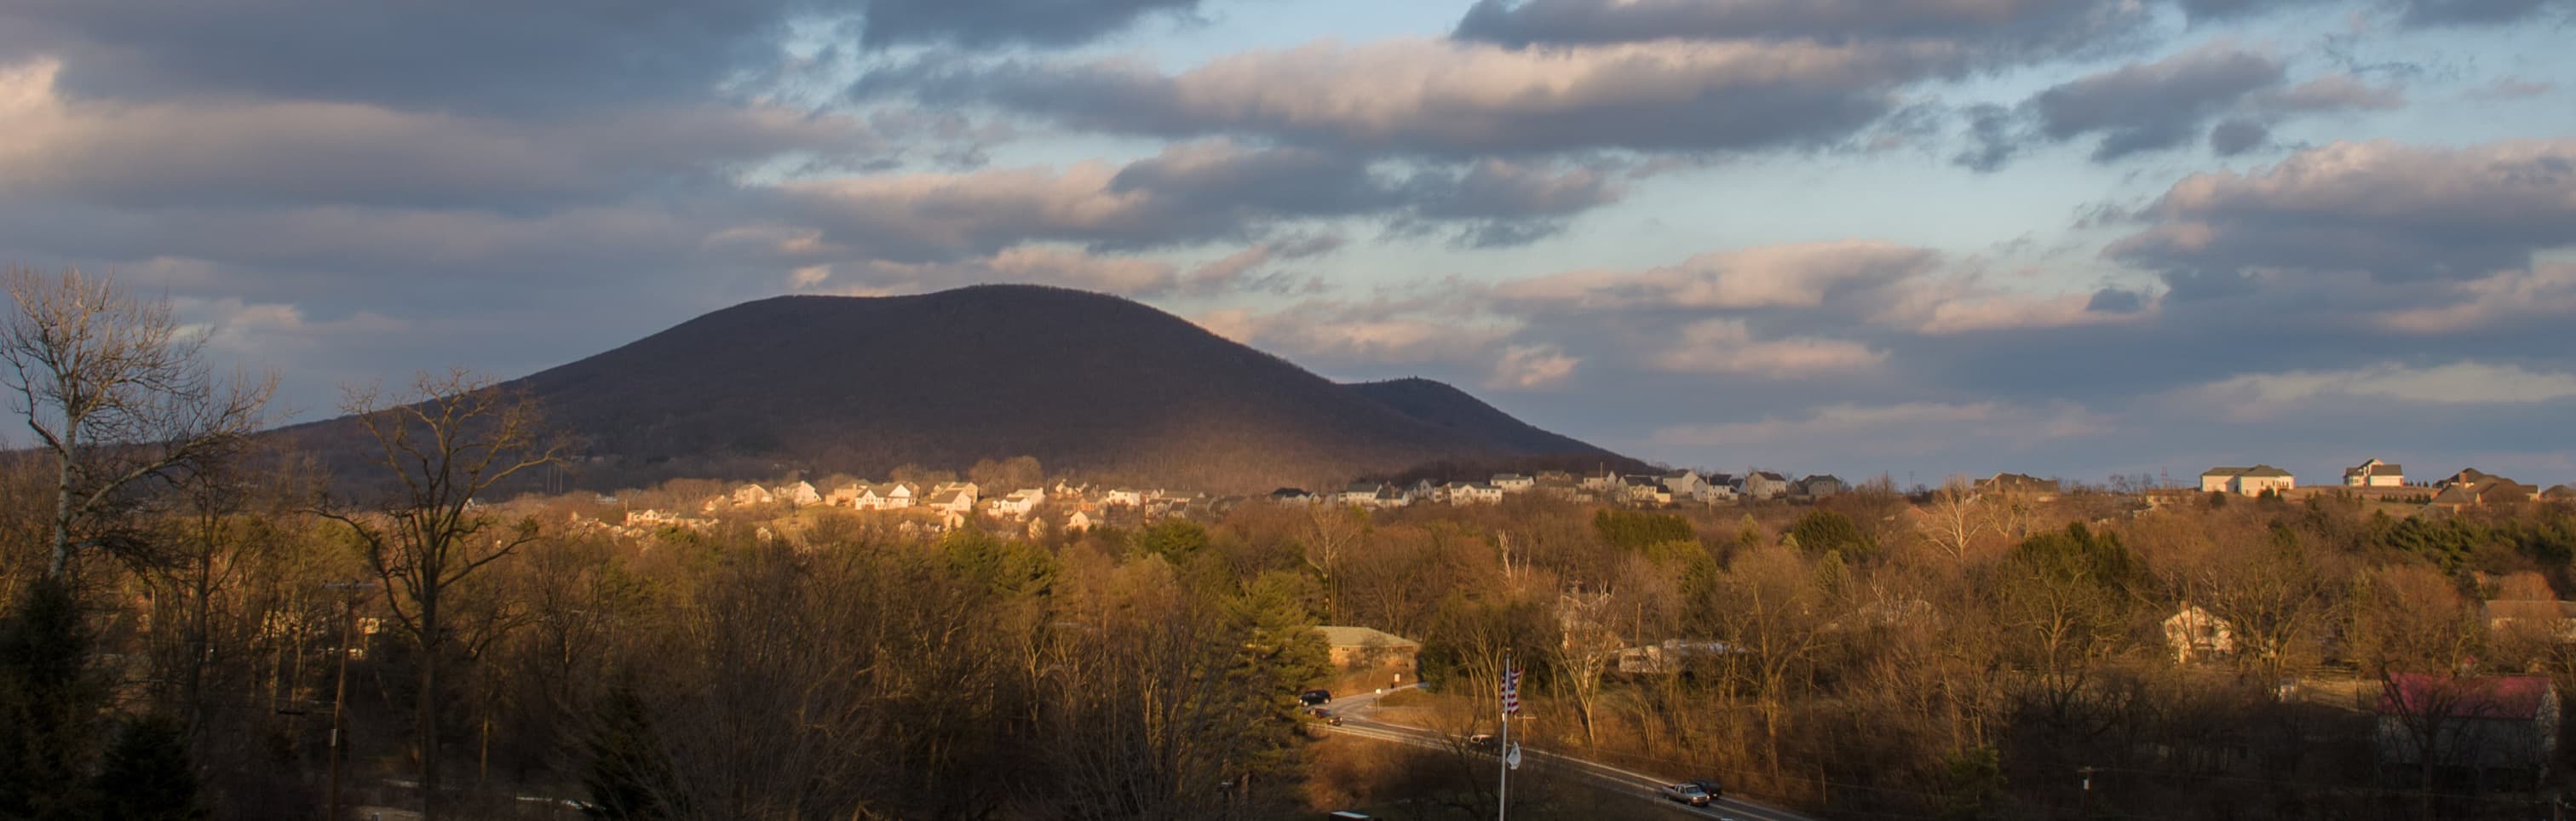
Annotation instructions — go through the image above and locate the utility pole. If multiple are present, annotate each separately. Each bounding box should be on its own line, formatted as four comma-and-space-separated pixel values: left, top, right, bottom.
324, 581, 378, 821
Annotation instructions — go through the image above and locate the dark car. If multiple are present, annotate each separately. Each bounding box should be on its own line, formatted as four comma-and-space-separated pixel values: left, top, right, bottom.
1299, 689, 1333, 706
1687, 778, 1724, 802
1309, 707, 1343, 726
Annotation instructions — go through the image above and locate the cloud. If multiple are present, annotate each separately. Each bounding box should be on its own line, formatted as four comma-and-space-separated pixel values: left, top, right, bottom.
2178, 0, 2573, 26
854, 0, 1200, 49
800, 238, 1339, 298
0, 58, 871, 210
1960, 43, 2408, 168
1495, 240, 1938, 311
1452, 0, 2149, 63
1653, 319, 1885, 377
1648, 400, 2112, 462
2374, 262, 2576, 332
859, 37, 1957, 157
2176, 360, 2576, 420
774, 140, 1623, 260
2109, 138, 2576, 284
1488, 344, 1583, 390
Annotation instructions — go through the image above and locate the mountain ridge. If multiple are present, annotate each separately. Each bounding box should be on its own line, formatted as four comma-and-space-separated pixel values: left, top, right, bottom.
285, 284, 1641, 493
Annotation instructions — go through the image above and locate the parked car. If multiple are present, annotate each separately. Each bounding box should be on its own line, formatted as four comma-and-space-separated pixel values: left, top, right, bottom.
1466, 733, 1499, 751
1687, 778, 1725, 801
1309, 707, 1342, 725
1659, 782, 1712, 807
1299, 689, 1333, 706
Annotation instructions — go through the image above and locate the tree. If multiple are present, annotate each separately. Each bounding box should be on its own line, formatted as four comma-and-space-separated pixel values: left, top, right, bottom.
321, 370, 566, 821
0, 576, 106, 819
1922, 476, 1987, 563
2, 267, 272, 577
93, 714, 207, 821
1787, 508, 1875, 560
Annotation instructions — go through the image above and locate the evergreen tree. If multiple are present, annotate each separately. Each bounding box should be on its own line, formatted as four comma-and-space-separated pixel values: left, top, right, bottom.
0, 577, 106, 820
94, 715, 205, 821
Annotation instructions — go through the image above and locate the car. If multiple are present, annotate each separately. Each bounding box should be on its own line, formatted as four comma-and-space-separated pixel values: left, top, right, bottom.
1308, 707, 1342, 725
1465, 733, 1500, 751
1659, 782, 1712, 807
1686, 778, 1724, 802
1299, 688, 1333, 706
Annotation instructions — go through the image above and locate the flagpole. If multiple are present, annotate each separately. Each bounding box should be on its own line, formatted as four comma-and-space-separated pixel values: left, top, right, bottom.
1498, 652, 1511, 821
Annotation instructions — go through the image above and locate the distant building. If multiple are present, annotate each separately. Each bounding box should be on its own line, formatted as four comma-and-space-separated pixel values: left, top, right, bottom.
731, 483, 775, 507
1974, 473, 2061, 497
1792, 474, 1847, 499
2344, 458, 2406, 488
1268, 487, 1314, 504
2163, 605, 2234, 665
1741, 471, 1791, 501
2200, 466, 2294, 496
2547, 485, 2576, 502
2378, 674, 2560, 787
1315, 626, 1422, 681
1491, 474, 1535, 493
777, 480, 822, 506
2481, 600, 2576, 643
2430, 475, 2540, 511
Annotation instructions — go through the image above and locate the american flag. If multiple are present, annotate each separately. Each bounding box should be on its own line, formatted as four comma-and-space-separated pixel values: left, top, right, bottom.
1500, 664, 1522, 715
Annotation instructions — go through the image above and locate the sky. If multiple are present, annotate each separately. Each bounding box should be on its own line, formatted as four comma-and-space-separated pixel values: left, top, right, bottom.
3, 0, 2573, 487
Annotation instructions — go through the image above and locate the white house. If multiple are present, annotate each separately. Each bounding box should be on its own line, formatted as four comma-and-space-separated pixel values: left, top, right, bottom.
2201, 465, 2295, 496
777, 480, 822, 506
854, 482, 917, 511
1065, 509, 1096, 532
1104, 488, 1144, 507
1793, 474, 1848, 498
1741, 471, 1791, 500
1339, 482, 1388, 507
1659, 469, 1709, 500
1491, 474, 1535, 493
1446, 482, 1504, 505
923, 488, 976, 515
2344, 458, 2406, 487
2164, 605, 2235, 665
731, 484, 774, 507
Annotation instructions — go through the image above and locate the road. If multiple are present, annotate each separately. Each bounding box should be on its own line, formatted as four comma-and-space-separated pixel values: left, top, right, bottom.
1319, 688, 1818, 821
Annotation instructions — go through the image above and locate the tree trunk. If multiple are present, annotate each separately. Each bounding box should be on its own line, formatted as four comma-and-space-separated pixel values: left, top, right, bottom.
418, 596, 442, 821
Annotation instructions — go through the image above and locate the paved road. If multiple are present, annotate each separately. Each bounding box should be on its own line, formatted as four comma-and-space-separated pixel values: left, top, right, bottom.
1319, 688, 1818, 821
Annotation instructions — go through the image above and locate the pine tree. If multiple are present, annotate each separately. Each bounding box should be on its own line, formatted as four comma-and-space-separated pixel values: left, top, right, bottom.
0, 577, 106, 819
94, 715, 206, 821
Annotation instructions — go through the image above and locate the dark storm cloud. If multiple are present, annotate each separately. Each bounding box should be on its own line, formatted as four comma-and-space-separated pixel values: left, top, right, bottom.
2032, 43, 2286, 161
2109, 139, 2576, 282
1452, 0, 2149, 62
1957, 44, 2405, 168
856, 0, 1201, 48
0, 0, 1203, 114
771, 141, 1627, 261
853, 37, 1944, 158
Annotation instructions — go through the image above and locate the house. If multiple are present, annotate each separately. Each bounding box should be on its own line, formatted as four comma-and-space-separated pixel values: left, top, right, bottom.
1064, 509, 1096, 533
1374, 485, 1412, 508
2481, 600, 2576, 643
2163, 605, 2235, 665
2344, 458, 2406, 488
2430, 477, 2540, 511
983, 491, 1042, 519
1616, 639, 1735, 675
1490, 474, 1534, 493
1580, 471, 1617, 492
1792, 474, 1847, 499
933, 481, 980, 504
1104, 488, 1144, 507
1741, 471, 1791, 500
2199, 465, 2294, 496
825, 484, 861, 507
730, 484, 774, 507
1269, 487, 1313, 504
2378, 674, 2561, 785
2439, 468, 2502, 488
1315, 626, 1422, 683
1974, 473, 2061, 497
2546, 485, 2576, 502
1699, 475, 1739, 502
1446, 482, 1504, 505
777, 480, 822, 506
854, 482, 916, 511
1659, 469, 1708, 500
1619, 474, 1671, 505
923, 488, 976, 515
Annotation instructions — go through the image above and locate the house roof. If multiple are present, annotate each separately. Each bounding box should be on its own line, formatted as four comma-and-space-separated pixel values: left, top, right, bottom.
1799, 474, 1843, 485
1314, 625, 1422, 650
925, 490, 969, 505
2547, 485, 2576, 500
2345, 460, 2404, 478
2431, 485, 2480, 506
1270, 487, 1310, 497
2205, 465, 2291, 478
1750, 471, 1787, 481
2378, 673, 2556, 720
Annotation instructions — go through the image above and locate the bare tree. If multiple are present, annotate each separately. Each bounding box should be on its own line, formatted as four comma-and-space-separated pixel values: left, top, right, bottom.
319, 369, 566, 821
1, 266, 272, 578
1549, 588, 1623, 748
1920, 475, 1987, 563
1301, 503, 1366, 623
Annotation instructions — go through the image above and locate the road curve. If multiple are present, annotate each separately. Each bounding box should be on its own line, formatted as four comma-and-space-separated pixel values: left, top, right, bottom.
1317, 688, 1819, 821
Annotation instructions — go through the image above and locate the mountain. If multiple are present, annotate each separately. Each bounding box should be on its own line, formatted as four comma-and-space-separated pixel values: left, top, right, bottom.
291, 285, 1636, 494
